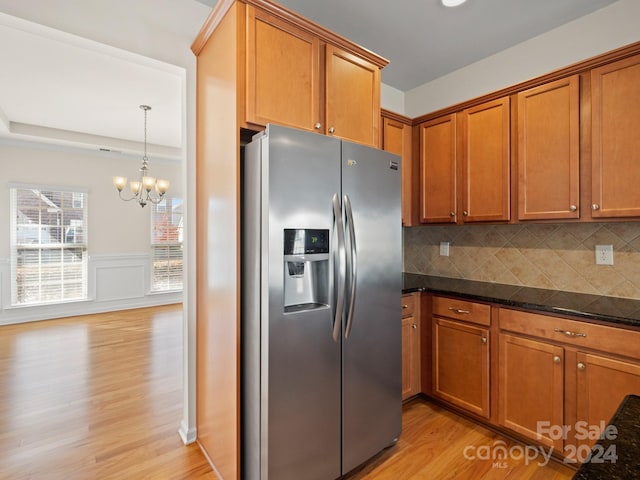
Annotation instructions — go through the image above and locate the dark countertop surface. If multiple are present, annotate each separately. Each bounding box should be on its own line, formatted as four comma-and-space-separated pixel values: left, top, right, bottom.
572, 394, 640, 479
403, 273, 640, 328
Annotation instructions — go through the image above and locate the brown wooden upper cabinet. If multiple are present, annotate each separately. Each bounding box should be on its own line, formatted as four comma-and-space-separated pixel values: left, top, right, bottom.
418, 114, 457, 224
381, 111, 416, 226
245, 5, 384, 147
516, 76, 580, 220
591, 54, 640, 218
418, 97, 510, 224
460, 98, 511, 223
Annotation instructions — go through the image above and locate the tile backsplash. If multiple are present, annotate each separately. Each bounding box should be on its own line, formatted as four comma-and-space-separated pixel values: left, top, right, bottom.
404, 222, 640, 300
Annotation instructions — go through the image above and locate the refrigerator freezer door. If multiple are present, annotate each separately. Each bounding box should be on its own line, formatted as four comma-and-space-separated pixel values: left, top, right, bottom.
249, 125, 343, 480
340, 141, 402, 474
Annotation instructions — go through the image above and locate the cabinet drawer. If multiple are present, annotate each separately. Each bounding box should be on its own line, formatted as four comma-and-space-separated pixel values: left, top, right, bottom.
432, 296, 490, 326
499, 308, 640, 361
402, 294, 416, 318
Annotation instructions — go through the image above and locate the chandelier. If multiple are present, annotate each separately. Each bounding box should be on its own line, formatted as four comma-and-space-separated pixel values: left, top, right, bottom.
113, 105, 169, 207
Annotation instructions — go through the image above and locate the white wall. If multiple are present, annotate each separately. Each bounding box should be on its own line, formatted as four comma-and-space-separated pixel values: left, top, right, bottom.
380, 83, 405, 115
403, 0, 640, 117
0, 140, 183, 323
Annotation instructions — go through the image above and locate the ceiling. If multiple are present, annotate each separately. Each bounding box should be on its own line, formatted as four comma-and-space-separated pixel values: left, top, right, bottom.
0, 0, 621, 157
0, 10, 186, 160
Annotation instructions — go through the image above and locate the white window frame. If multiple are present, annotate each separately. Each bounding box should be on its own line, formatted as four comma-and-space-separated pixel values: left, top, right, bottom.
150, 196, 183, 292
9, 184, 88, 306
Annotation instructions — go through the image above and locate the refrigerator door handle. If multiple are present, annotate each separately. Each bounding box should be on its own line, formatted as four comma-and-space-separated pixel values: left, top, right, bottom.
332, 193, 346, 342
344, 194, 357, 339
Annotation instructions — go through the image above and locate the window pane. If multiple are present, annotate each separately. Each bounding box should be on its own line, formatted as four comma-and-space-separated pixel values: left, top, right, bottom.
11, 186, 88, 306
150, 197, 183, 292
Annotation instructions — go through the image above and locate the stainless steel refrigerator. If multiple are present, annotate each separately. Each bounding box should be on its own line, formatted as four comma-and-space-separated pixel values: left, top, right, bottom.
242, 124, 402, 480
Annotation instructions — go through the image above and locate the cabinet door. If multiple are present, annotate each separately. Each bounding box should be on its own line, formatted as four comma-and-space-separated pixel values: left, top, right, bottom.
459, 97, 510, 223
418, 115, 457, 223
325, 45, 380, 147
498, 333, 564, 450
575, 352, 640, 449
401, 315, 421, 400
433, 318, 489, 418
382, 115, 415, 226
246, 7, 320, 131
591, 55, 640, 218
517, 76, 580, 220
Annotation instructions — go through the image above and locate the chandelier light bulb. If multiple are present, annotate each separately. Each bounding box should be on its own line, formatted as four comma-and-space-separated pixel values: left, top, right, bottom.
113, 176, 127, 192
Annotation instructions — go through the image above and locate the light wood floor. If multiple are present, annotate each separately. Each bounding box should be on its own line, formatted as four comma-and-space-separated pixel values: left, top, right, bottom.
345, 399, 576, 480
0, 304, 215, 480
0, 306, 576, 479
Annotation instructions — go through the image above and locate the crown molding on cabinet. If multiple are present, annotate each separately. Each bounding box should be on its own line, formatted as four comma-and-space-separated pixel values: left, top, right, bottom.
191, 0, 389, 68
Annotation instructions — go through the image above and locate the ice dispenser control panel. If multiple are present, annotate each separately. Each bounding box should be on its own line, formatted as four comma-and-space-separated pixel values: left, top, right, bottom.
284, 229, 329, 256
283, 229, 329, 313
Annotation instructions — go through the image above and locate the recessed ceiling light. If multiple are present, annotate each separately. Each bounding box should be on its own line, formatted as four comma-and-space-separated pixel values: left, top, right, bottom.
442, 0, 467, 6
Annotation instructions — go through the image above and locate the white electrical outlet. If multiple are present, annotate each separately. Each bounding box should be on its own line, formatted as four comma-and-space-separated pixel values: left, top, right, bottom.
440, 241, 450, 257
595, 245, 614, 265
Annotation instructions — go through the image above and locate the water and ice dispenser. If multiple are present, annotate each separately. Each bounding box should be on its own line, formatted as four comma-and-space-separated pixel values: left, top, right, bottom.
283, 229, 329, 313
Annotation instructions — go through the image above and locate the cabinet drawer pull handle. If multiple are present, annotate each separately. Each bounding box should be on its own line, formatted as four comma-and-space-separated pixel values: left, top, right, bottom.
592, 204, 600, 211
463, 211, 468, 216
553, 356, 562, 364
402, 304, 409, 309
577, 362, 586, 370
480, 337, 487, 344
569, 205, 577, 212
448, 307, 470, 314
449, 211, 455, 217
314, 123, 322, 129
554, 328, 586, 338
411, 323, 417, 329
329, 127, 335, 134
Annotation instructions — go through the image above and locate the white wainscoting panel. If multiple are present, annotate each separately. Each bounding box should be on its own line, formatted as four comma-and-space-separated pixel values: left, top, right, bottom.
92, 254, 147, 301
0, 254, 182, 325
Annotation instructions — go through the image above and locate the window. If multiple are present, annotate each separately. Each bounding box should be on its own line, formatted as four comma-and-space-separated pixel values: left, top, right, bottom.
151, 197, 183, 292
10, 185, 88, 306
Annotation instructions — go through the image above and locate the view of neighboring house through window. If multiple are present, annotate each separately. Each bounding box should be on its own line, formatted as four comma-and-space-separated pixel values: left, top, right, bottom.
10, 185, 88, 306
151, 196, 183, 292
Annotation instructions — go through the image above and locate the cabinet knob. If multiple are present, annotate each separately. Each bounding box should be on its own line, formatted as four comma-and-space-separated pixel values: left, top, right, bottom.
577, 362, 586, 370
569, 205, 577, 212
592, 204, 600, 211
553, 356, 561, 364
328, 127, 335, 134
402, 304, 409, 309
314, 123, 322, 130
449, 211, 455, 217
480, 337, 487, 344
463, 211, 468, 216
411, 323, 417, 329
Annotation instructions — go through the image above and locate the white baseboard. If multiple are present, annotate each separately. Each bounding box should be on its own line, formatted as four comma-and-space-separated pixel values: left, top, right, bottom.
178, 420, 197, 445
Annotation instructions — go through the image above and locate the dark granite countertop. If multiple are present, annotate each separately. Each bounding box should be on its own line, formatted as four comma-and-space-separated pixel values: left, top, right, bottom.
573, 394, 640, 479
403, 273, 640, 328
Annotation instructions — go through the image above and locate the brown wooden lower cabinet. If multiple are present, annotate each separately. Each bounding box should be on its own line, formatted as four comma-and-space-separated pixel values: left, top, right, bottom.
575, 352, 640, 450
401, 293, 421, 400
418, 296, 640, 465
497, 332, 564, 451
433, 317, 490, 418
